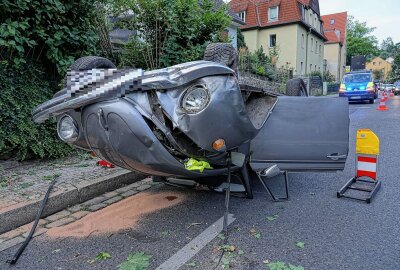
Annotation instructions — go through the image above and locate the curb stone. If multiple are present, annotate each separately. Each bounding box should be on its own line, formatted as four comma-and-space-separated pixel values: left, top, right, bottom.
0, 171, 145, 234
0, 178, 159, 252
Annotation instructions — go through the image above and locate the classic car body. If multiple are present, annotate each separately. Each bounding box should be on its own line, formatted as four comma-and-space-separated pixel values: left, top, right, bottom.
33, 57, 349, 196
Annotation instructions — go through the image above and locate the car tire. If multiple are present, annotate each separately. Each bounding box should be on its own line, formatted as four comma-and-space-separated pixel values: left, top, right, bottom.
69, 56, 116, 71
369, 99, 374, 104
203, 43, 238, 75
58, 56, 117, 97
285, 78, 308, 96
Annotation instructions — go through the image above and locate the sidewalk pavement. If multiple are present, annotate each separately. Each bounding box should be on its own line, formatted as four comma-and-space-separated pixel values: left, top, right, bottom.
0, 155, 146, 234
0, 177, 158, 252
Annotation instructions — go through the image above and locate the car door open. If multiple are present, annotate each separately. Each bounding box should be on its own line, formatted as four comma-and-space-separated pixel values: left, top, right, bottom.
250, 96, 349, 172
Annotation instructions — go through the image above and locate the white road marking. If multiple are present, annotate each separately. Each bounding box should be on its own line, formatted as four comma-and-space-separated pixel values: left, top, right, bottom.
155, 214, 236, 270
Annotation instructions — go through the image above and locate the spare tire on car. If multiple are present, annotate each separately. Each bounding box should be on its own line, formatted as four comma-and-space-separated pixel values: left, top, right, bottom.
69, 56, 116, 70
285, 78, 308, 96
57, 56, 116, 97
204, 43, 238, 75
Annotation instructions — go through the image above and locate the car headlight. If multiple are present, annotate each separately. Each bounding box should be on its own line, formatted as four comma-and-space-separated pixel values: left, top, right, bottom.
57, 115, 79, 142
181, 84, 210, 113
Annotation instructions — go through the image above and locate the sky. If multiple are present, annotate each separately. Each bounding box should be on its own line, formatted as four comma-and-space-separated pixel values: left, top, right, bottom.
319, 0, 400, 45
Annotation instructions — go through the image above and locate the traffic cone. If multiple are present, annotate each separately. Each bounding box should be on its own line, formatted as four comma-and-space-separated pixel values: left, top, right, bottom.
377, 96, 389, 111
381, 92, 386, 101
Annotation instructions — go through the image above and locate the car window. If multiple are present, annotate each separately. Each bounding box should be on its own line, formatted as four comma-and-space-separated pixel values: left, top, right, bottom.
343, 74, 372, 84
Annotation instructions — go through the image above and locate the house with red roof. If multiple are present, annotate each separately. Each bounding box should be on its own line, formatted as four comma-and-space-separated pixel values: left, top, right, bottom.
321, 12, 348, 81
229, 0, 327, 76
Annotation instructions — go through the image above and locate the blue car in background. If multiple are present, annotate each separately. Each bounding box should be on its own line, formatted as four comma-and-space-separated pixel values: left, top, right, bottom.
339, 71, 377, 104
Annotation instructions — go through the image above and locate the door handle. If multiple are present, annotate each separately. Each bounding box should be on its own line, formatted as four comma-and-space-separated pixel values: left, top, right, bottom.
327, 153, 347, 160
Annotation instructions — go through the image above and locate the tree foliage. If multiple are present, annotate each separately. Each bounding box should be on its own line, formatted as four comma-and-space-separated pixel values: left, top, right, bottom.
109, 0, 231, 70
388, 54, 400, 82
379, 37, 400, 59
0, 61, 73, 160
0, 0, 99, 76
0, 0, 102, 160
237, 28, 247, 49
346, 15, 379, 64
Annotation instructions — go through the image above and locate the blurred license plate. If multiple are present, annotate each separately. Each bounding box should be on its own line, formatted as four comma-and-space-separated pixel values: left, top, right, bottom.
350, 96, 361, 100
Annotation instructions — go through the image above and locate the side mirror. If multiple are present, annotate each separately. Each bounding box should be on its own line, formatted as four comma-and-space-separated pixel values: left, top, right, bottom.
258, 165, 281, 178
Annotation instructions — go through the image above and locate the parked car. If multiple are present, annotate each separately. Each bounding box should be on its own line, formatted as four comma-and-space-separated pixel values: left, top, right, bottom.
384, 84, 394, 92
339, 70, 377, 103
32, 44, 349, 198
394, 82, 400, 95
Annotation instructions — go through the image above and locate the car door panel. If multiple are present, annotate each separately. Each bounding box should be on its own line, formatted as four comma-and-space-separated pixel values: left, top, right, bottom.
250, 96, 349, 172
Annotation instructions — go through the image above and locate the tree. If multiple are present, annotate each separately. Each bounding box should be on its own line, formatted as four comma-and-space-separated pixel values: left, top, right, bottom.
0, 0, 99, 76
237, 28, 247, 49
379, 37, 400, 59
372, 69, 384, 80
346, 15, 379, 64
388, 54, 400, 82
110, 0, 231, 70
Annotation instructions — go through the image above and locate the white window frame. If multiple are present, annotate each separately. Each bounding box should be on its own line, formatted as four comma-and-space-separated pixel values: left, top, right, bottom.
268, 6, 279, 22
237, 11, 246, 22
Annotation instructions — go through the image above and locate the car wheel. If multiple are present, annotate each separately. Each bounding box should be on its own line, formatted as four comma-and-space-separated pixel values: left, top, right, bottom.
69, 56, 116, 71
369, 99, 374, 104
62, 56, 116, 90
285, 78, 308, 96
204, 43, 238, 75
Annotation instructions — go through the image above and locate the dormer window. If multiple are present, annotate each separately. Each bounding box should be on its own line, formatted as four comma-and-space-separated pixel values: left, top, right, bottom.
237, 11, 246, 22
269, 6, 279, 22
330, 19, 335, 25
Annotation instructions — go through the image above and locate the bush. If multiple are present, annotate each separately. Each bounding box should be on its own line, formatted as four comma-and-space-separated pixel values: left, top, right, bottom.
0, 0, 99, 76
0, 61, 73, 160
110, 0, 231, 69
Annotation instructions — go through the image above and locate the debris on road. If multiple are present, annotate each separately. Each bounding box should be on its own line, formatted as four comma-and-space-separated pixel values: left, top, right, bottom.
46, 191, 184, 238
118, 252, 152, 270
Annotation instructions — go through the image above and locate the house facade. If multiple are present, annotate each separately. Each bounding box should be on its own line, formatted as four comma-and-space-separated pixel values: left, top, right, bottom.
230, 0, 327, 76
321, 12, 347, 81
366, 57, 392, 80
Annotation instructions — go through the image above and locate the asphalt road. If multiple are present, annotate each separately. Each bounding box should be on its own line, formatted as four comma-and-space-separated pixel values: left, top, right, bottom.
1, 96, 400, 270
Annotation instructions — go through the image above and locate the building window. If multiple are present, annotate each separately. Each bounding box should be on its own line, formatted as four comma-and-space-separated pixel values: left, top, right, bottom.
310, 64, 312, 72
373, 62, 376, 65
301, 62, 303, 75
319, 44, 322, 56
269, 34, 277, 47
315, 41, 318, 54
311, 38, 314, 51
330, 19, 335, 25
237, 11, 246, 22
315, 65, 317, 71
269, 6, 279, 21
302, 34, 305, 48
314, 18, 317, 27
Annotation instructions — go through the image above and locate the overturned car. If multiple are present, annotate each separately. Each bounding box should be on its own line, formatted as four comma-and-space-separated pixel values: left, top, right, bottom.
33, 44, 349, 198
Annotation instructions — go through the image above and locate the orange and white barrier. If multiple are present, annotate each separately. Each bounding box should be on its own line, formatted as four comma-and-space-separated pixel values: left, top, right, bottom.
356, 155, 377, 180
337, 129, 381, 203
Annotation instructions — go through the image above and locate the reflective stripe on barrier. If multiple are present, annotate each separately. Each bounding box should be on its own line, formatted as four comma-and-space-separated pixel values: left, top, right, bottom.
356, 155, 377, 180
